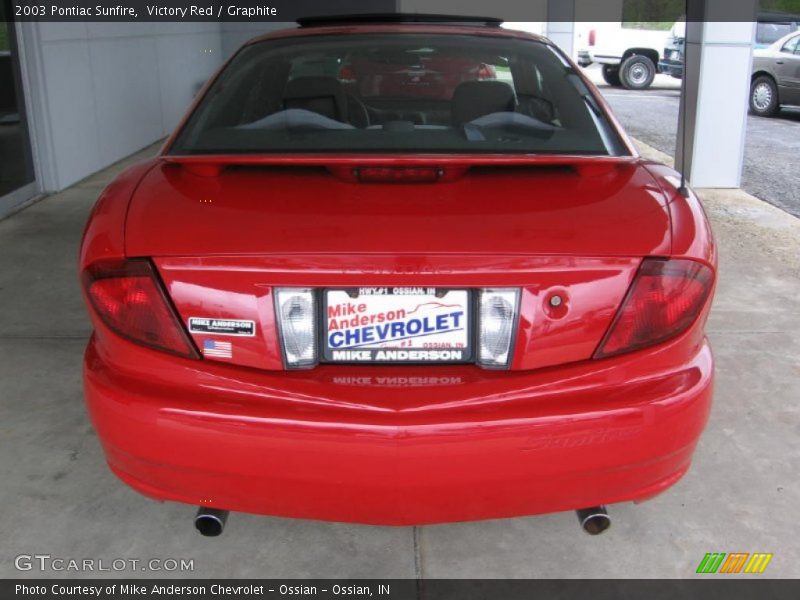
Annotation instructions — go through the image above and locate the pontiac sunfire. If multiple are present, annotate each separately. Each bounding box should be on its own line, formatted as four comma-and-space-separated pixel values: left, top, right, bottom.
80, 15, 717, 535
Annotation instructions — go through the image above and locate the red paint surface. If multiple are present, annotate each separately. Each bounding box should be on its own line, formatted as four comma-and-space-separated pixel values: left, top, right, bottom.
79, 23, 717, 525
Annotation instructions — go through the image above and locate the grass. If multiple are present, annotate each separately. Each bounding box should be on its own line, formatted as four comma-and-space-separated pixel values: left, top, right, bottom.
622, 21, 673, 31
760, 0, 800, 14
621, 0, 684, 24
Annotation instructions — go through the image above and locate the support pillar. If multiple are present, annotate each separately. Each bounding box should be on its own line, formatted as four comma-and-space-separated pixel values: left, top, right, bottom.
676, 0, 757, 188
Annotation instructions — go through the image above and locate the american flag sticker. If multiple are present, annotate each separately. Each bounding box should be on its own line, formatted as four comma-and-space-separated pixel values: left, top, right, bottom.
203, 339, 232, 359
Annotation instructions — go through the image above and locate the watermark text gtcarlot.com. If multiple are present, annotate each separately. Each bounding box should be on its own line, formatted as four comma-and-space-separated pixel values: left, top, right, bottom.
14, 554, 194, 572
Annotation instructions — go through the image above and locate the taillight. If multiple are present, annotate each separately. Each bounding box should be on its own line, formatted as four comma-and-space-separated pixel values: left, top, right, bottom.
477, 288, 520, 369
275, 288, 318, 369
588, 29, 596, 46
82, 259, 198, 358
595, 259, 713, 359
338, 65, 356, 82
477, 63, 495, 80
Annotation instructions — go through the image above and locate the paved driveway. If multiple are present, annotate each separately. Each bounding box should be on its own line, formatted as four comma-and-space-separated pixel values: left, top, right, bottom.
585, 64, 800, 218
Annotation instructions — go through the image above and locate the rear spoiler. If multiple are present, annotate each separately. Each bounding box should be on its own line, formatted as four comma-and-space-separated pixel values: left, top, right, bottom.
296, 14, 504, 28
162, 154, 638, 179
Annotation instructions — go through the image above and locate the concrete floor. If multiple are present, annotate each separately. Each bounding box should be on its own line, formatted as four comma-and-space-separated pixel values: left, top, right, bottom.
1, 141, 799, 579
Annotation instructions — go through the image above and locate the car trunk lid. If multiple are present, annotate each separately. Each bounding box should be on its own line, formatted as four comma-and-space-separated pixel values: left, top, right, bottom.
126, 156, 671, 257
128, 156, 671, 372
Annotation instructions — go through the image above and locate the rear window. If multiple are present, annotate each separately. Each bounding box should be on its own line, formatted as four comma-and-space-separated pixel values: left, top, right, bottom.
757, 22, 796, 45
781, 35, 799, 53
170, 33, 626, 156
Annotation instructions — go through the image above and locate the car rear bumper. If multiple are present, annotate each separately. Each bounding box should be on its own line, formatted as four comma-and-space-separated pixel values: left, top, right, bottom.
577, 50, 593, 67
658, 59, 684, 78
84, 333, 714, 525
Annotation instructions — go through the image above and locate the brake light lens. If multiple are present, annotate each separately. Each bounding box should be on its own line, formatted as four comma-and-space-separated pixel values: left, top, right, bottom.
83, 259, 198, 358
355, 167, 442, 183
275, 288, 317, 369
478, 288, 520, 369
337, 65, 356, 82
588, 29, 596, 46
595, 259, 713, 359
477, 63, 495, 80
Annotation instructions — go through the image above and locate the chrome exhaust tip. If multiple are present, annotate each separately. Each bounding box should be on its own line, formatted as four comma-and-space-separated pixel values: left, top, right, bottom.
576, 506, 610, 535
194, 508, 229, 537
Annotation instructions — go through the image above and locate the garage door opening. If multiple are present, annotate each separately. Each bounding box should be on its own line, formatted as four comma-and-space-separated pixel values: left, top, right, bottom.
0, 0, 37, 218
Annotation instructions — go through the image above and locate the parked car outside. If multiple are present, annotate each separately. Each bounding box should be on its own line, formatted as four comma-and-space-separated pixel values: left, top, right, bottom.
579, 22, 670, 89
750, 30, 800, 116
658, 20, 686, 79
79, 15, 717, 535
659, 16, 800, 81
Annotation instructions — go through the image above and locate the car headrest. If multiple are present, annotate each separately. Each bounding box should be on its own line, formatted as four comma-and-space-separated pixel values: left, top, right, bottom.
283, 76, 348, 122
452, 80, 516, 125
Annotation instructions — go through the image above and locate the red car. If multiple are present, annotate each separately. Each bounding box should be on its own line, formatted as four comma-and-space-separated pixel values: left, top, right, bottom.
80, 15, 716, 536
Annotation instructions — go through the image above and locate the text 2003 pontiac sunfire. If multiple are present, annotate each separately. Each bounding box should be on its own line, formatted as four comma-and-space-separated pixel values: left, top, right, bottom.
80, 15, 716, 536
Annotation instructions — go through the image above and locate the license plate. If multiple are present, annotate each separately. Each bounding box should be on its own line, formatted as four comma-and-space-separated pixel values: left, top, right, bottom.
323, 288, 471, 363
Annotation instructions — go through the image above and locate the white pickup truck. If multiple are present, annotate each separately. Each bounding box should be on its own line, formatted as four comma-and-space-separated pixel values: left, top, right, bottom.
577, 23, 671, 90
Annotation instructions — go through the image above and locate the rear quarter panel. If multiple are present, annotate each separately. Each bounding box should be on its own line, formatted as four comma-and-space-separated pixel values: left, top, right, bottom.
79, 159, 159, 271
640, 160, 717, 267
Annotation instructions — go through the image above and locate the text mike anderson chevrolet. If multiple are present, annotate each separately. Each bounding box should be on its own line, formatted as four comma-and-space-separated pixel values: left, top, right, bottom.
326, 288, 470, 363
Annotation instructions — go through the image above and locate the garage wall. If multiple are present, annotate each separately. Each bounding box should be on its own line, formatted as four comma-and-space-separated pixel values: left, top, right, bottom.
18, 22, 224, 192
21, 12, 503, 194
220, 22, 292, 59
